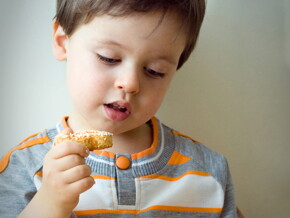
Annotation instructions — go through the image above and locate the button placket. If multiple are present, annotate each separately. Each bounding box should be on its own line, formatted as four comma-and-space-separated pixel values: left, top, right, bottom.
115, 154, 136, 206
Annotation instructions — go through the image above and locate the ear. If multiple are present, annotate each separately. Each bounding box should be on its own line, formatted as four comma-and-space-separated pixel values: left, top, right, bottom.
52, 19, 68, 61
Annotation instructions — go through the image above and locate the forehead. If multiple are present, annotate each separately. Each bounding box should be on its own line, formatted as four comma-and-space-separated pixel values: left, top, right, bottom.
72, 11, 186, 46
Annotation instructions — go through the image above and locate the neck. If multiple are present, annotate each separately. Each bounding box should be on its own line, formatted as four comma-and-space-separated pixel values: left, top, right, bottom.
104, 123, 153, 154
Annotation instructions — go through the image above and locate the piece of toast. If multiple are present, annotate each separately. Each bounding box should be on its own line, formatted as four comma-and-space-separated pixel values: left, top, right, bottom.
54, 130, 113, 151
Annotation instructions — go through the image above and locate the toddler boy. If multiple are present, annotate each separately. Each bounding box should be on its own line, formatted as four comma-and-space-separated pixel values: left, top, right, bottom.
0, 0, 239, 217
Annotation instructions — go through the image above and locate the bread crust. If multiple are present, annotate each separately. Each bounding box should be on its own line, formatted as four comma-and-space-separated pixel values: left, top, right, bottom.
54, 130, 113, 150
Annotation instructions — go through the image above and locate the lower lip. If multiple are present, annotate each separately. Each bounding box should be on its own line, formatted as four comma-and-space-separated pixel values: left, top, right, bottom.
104, 105, 131, 122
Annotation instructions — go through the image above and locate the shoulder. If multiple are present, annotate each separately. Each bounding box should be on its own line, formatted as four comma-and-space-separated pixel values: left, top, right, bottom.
161, 122, 230, 186
162, 122, 226, 164
174, 130, 226, 166
0, 127, 58, 175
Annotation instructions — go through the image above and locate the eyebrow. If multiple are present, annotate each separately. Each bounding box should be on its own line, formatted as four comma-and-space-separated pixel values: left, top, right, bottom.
155, 54, 178, 66
97, 39, 125, 49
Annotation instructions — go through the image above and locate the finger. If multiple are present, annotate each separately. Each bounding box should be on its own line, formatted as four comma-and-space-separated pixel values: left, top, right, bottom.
62, 165, 92, 184
49, 141, 89, 159
55, 154, 86, 171
68, 176, 95, 195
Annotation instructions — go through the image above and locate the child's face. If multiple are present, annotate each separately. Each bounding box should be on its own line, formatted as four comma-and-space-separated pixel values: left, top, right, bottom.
55, 11, 186, 134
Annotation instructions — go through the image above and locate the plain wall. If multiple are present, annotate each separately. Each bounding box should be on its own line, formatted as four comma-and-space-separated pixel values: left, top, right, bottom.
0, 1, 289, 217
0, 0, 71, 156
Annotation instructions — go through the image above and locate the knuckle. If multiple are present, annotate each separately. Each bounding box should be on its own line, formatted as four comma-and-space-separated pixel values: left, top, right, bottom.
76, 165, 90, 176
54, 142, 70, 155
85, 165, 92, 175
71, 154, 83, 164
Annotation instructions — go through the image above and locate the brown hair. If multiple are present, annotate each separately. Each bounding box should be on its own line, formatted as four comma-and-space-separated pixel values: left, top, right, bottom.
55, 0, 206, 69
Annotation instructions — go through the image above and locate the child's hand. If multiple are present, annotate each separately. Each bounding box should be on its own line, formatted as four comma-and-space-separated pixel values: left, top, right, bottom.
40, 128, 95, 213
18, 128, 95, 218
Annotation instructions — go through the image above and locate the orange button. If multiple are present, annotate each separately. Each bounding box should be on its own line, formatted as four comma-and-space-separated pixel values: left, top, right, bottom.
116, 156, 131, 170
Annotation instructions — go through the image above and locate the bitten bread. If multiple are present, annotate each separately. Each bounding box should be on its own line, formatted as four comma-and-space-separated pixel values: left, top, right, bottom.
54, 130, 113, 150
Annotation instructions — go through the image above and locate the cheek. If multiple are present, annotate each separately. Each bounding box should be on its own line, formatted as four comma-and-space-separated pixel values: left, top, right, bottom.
150, 77, 174, 110
68, 73, 108, 100
142, 84, 170, 114
66, 60, 110, 108
67, 50, 108, 90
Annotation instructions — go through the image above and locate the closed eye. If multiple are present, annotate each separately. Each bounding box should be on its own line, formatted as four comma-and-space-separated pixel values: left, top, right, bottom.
144, 67, 165, 78
97, 54, 121, 64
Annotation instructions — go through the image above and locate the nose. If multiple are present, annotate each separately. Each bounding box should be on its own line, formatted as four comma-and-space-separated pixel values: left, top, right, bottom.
114, 69, 140, 95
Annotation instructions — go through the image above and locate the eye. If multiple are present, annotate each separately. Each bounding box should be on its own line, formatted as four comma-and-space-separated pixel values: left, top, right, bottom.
97, 54, 121, 64
144, 67, 165, 78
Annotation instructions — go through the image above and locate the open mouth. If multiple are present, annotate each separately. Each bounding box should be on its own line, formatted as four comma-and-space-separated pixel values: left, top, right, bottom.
104, 102, 131, 122
104, 103, 129, 113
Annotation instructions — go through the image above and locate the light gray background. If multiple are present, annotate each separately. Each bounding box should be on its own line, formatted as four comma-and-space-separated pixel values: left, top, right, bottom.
1, 0, 290, 217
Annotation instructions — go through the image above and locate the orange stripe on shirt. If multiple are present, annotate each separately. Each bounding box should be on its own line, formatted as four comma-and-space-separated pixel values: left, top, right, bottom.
75, 205, 222, 215
172, 130, 200, 143
91, 175, 114, 180
136, 170, 211, 181
17, 131, 42, 145
167, 150, 192, 165
0, 135, 50, 173
131, 117, 159, 160
93, 150, 115, 159
35, 171, 43, 177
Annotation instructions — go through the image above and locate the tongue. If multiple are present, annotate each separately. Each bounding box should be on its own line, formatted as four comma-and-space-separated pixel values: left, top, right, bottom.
104, 104, 130, 121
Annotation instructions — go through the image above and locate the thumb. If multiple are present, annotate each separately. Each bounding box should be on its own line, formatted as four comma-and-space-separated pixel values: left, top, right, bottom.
62, 128, 73, 135
53, 128, 73, 146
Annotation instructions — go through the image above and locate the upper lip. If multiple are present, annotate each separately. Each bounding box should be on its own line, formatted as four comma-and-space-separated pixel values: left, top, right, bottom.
104, 100, 132, 113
